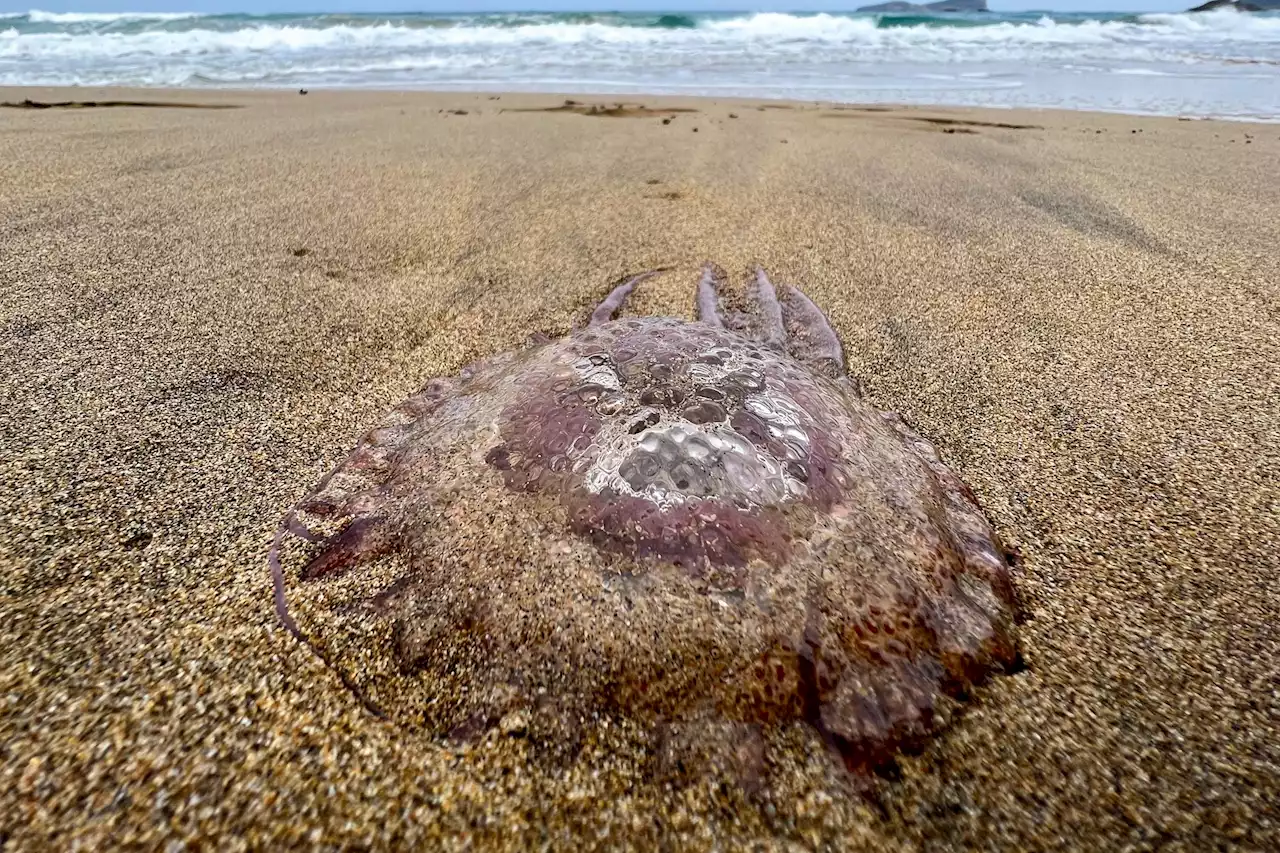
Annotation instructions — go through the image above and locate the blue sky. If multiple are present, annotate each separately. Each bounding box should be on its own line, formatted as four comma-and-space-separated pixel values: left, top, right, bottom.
0, 1, 1200, 15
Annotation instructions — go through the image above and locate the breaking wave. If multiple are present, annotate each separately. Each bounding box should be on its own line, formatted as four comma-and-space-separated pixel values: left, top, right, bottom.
2, 9, 1278, 118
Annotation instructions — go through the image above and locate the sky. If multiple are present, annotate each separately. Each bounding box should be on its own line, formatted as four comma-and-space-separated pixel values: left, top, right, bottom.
0, 1, 1202, 15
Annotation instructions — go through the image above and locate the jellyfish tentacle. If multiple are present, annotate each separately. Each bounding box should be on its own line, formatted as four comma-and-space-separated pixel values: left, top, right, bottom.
764, 273, 847, 378
698, 266, 845, 377
264, 377, 469, 721
696, 262, 727, 327
284, 514, 324, 543
268, 523, 304, 637
590, 269, 663, 326
269, 376, 457, 637
749, 267, 788, 351
267, 511, 390, 719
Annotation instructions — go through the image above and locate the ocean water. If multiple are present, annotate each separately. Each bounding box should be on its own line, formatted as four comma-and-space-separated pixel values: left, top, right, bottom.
3, 8, 1279, 119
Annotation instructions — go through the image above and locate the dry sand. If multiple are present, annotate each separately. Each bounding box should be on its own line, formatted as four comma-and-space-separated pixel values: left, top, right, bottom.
1, 87, 1277, 850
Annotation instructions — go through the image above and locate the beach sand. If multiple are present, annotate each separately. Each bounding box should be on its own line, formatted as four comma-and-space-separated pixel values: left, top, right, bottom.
1, 87, 1277, 850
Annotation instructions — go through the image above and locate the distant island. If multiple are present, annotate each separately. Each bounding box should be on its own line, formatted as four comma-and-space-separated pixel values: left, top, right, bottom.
1187, 0, 1280, 9
856, 0, 988, 12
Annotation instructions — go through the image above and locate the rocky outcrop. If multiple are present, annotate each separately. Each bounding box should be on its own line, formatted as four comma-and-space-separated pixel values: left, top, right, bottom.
1188, 0, 1280, 10
857, 0, 988, 12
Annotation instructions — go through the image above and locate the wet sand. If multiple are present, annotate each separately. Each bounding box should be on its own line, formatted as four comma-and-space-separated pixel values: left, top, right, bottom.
1, 87, 1277, 850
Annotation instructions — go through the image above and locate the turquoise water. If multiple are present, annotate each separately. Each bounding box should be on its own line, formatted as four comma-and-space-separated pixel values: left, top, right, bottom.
3, 9, 1279, 118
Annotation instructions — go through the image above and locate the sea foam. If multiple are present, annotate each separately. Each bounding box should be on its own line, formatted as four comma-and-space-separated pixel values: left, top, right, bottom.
2, 9, 1277, 119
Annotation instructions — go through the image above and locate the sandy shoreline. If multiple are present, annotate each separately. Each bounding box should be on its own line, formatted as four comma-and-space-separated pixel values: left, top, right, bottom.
1, 86, 1277, 850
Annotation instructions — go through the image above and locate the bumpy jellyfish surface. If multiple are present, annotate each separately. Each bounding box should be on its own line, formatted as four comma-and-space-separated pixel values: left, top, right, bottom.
269, 265, 1021, 790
